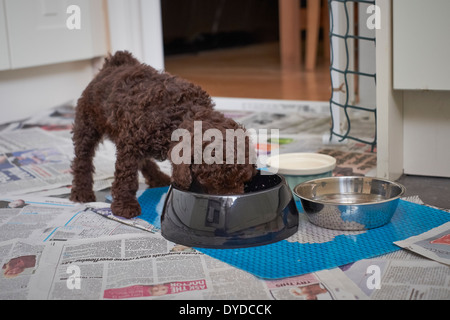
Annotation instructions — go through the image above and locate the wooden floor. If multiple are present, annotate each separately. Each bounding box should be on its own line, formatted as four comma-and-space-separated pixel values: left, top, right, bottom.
164, 42, 331, 101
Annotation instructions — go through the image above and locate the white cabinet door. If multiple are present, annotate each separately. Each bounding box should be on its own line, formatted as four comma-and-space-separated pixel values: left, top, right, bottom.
0, 0, 10, 70
4, 0, 107, 69
393, 0, 450, 90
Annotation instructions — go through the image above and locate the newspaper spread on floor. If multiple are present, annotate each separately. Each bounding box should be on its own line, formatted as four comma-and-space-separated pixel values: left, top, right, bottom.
341, 249, 450, 300
0, 127, 115, 197
1, 194, 449, 300
0, 103, 448, 300
394, 222, 450, 266
0, 197, 366, 300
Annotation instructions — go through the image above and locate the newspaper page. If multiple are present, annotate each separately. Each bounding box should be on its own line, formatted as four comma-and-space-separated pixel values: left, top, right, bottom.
0, 101, 76, 134
0, 198, 150, 300
0, 196, 81, 243
0, 239, 46, 299
0, 128, 115, 197
26, 233, 366, 300
341, 250, 450, 300
264, 268, 368, 300
220, 110, 377, 175
223, 108, 377, 154
84, 202, 162, 234
318, 148, 377, 176
394, 222, 450, 266
341, 197, 450, 300
0, 196, 148, 244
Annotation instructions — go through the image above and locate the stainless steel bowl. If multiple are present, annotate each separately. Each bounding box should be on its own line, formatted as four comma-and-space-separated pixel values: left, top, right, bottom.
161, 172, 299, 248
293, 176, 406, 230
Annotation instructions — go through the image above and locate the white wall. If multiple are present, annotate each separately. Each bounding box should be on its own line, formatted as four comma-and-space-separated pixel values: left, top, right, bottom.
403, 91, 450, 177
393, 0, 450, 90
0, 59, 98, 123
0, 0, 166, 124
107, 0, 164, 70
377, 0, 450, 179
0, 0, 108, 124
393, 0, 450, 178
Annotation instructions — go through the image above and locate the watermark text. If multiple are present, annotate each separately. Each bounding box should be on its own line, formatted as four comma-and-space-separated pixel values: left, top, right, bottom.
66, 264, 81, 290
170, 121, 278, 172
366, 264, 381, 290
66, 5, 81, 30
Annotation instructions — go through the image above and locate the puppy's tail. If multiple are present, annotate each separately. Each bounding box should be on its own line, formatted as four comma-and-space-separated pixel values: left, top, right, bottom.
103, 50, 139, 68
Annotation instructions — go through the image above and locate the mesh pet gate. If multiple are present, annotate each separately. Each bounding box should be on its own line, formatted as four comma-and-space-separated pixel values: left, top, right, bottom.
328, 0, 377, 151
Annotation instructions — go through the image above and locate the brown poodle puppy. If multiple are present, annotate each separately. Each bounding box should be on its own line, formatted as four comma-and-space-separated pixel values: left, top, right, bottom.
70, 51, 257, 218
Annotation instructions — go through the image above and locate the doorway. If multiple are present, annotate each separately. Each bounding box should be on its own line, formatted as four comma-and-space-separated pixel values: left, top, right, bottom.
161, 0, 331, 101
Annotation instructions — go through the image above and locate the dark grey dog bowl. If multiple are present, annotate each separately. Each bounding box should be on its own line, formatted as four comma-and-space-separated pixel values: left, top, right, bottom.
161, 172, 299, 248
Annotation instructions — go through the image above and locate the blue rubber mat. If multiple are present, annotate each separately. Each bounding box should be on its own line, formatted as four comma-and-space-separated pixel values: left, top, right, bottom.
138, 187, 168, 230
138, 187, 450, 279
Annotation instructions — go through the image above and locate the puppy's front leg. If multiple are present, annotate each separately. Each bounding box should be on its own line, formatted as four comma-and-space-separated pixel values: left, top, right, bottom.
110, 145, 141, 218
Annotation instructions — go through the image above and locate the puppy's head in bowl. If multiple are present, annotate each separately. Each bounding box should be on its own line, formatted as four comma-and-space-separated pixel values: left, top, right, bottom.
168, 116, 258, 195
162, 116, 300, 248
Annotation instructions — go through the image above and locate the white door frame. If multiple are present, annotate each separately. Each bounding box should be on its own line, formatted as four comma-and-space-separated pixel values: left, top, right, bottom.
107, 0, 164, 70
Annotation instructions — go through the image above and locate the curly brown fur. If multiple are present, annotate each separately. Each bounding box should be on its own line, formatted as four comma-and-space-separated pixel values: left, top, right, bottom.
70, 51, 257, 218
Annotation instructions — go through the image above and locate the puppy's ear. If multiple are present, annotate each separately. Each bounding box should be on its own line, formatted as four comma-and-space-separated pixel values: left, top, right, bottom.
171, 163, 192, 190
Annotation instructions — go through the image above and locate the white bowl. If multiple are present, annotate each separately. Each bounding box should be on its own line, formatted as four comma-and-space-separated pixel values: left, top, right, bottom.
266, 153, 336, 192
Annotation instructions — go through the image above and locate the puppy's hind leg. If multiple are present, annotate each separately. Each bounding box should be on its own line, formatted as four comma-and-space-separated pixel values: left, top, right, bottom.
139, 158, 171, 188
70, 111, 102, 203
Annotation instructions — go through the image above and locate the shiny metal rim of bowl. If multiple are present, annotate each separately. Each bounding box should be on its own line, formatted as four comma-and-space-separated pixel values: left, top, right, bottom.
293, 176, 406, 205
293, 176, 406, 230
170, 172, 286, 200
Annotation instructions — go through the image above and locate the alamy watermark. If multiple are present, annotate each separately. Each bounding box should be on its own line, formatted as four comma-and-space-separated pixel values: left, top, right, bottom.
170, 121, 279, 172
65, 3, 380, 31
66, 5, 81, 30
366, 265, 381, 290
366, 4, 381, 30
66, 264, 81, 290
